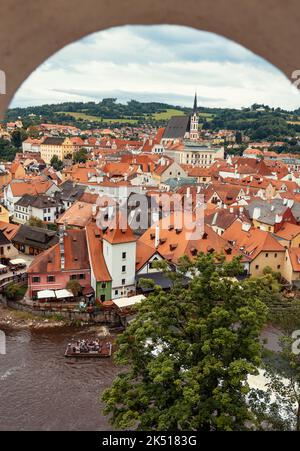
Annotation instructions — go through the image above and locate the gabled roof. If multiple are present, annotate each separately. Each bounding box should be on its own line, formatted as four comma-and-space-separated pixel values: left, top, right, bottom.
273, 222, 300, 241
56, 201, 93, 228
13, 224, 58, 250
0, 230, 11, 246
138, 212, 240, 264
288, 248, 300, 272
0, 221, 20, 240
136, 241, 162, 271
162, 115, 190, 139
102, 214, 136, 244
15, 194, 60, 209
9, 179, 55, 197
41, 137, 65, 146
85, 223, 111, 282
222, 220, 285, 260
28, 229, 90, 273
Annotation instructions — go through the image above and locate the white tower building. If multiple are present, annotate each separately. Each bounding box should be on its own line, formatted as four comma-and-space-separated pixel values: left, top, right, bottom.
103, 215, 137, 299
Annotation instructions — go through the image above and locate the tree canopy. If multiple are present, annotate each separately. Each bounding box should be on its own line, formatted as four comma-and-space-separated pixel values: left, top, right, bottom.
102, 254, 281, 431
50, 154, 63, 171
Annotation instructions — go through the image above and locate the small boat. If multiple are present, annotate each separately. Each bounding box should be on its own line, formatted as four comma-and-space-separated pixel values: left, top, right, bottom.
64, 338, 113, 358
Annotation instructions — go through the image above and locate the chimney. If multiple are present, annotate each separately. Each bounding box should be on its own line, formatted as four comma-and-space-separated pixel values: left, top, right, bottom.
197, 186, 201, 194
239, 206, 244, 215
186, 187, 191, 198
59, 224, 66, 270
154, 224, 160, 249
241, 222, 251, 232
287, 199, 294, 208
252, 207, 261, 220
275, 214, 282, 223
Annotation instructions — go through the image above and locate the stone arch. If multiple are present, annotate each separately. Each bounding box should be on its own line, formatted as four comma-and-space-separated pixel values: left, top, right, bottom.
0, 0, 300, 117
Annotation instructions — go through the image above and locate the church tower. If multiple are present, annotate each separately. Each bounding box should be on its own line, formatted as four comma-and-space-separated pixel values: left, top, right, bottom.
189, 92, 199, 141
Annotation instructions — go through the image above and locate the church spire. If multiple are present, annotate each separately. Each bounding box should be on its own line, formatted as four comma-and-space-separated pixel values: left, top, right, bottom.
193, 91, 197, 113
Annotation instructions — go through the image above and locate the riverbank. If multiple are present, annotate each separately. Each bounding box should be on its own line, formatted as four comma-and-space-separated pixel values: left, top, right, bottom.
0, 303, 69, 329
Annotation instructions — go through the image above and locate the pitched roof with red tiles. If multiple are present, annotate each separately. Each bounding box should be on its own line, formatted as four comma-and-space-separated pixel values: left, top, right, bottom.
288, 248, 300, 272
28, 229, 90, 273
9, 179, 55, 197
222, 220, 285, 260
85, 223, 111, 282
0, 221, 20, 240
56, 201, 94, 228
273, 222, 300, 241
138, 212, 240, 264
103, 214, 137, 244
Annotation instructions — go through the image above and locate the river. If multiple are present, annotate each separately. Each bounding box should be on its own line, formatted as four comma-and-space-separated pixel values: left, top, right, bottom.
0, 324, 282, 431
0, 326, 119, 431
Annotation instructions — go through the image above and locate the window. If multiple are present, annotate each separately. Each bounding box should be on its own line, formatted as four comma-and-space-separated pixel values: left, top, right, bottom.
265, 253, 268, 257
100, 295, 106, 302
47, 275, 55, 283
277, 265, 281, 269
101, 282, 106, 289
0, 247, 3, 255
274, 253, 277, 258
115, 290, 118, 295
255, 265, 259, 270
122, 252, 126, 259
79, 273, 85, 280
122, 265, 126, 273
32, 276, 40, 283
122, 279, 126, 285
70, 274, 77, 280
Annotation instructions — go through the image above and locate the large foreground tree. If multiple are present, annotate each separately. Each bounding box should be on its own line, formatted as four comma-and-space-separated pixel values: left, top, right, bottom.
103, 254, 280, 431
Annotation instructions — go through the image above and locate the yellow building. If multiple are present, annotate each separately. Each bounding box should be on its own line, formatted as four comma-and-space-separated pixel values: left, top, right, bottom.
0, 166, 12, 188
40, 137, 76, 164
10, 161, 26, 179
0, 204, 10, 222
222, 220, 286, 277
273, 223, 300, 249
281, 248, 300, 284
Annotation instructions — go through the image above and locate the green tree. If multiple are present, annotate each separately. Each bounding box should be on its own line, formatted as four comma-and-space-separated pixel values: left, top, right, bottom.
11, 129, 28, 148
249, 335, 300, 431
66, 279, 82, 297
0, 138, 18, 161
102, 254, 277, 431
27, 216, 46, 229
50, 154, 63, 171
73, 148, 88, 163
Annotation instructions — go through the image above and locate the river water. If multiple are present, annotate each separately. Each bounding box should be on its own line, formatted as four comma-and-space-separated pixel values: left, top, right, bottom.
0, 326, 120, 431
0, 324, 281, 431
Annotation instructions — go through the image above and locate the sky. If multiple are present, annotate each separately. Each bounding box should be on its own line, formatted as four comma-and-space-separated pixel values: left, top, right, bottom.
11, 24, 300, 110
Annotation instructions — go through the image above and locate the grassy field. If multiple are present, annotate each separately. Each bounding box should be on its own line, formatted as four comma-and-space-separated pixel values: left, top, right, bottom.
57, 108, 214, 124
57, 112, 138, 124
151, 108, 185, 120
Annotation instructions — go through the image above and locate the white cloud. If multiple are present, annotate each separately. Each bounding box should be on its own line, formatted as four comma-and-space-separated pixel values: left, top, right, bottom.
10, 25, 300, 110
